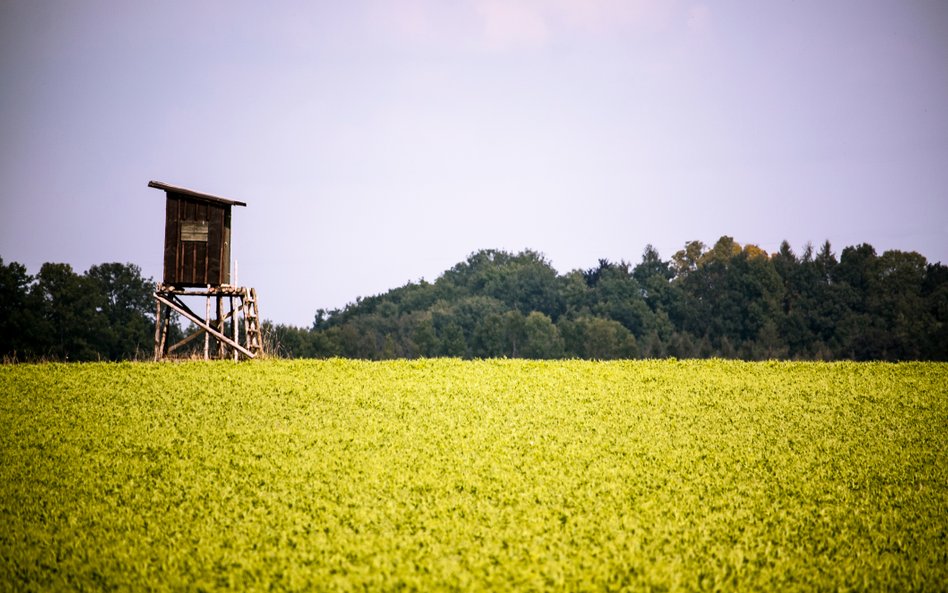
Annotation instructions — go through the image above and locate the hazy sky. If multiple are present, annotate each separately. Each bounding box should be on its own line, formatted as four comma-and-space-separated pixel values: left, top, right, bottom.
2, 0, 946, 326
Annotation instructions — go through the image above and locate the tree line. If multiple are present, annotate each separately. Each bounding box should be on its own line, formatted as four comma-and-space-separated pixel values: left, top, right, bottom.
270, 237, 947, 361
3, 236, 946, 362
0, 259, 159, 361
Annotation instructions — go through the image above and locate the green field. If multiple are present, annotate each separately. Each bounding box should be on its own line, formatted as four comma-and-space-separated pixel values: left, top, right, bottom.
1, 360, 946, 591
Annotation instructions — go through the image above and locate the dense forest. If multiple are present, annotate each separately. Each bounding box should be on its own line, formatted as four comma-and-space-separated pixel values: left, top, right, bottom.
2, 236, 947, 361
0, 260, 158, 361
269, 237, 948, 361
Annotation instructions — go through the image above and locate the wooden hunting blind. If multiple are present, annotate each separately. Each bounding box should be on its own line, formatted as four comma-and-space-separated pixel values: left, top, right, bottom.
149, 180, 246, 287
148, 180, 262, 361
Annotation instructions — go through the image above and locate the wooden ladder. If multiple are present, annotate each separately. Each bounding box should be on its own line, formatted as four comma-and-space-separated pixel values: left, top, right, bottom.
242, 287, 264, 357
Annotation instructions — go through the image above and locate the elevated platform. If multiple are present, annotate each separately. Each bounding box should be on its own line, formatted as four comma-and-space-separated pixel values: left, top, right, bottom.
153, 284, 263, 361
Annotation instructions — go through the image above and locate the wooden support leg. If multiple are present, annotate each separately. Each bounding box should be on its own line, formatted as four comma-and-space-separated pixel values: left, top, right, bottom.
242, 290, 251, 354
204, 294, 210, 360
158, 307, 170, 361
216, 296, 224, 359
231, 295, 238, 362
154, 298, 163, 361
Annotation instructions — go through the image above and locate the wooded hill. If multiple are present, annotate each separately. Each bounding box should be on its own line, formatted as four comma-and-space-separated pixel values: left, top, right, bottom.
270, 237, 948, 361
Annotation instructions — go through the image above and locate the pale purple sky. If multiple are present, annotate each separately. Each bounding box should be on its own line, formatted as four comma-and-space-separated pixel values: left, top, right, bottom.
1, 0, 946, 326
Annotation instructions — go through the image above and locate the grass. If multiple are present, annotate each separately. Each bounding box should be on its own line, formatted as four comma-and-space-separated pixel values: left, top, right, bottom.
1, 359, 946, 591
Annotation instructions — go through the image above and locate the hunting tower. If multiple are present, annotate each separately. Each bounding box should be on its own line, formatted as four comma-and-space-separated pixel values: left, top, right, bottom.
149, 181, 263, 360
152, 180, 243, 287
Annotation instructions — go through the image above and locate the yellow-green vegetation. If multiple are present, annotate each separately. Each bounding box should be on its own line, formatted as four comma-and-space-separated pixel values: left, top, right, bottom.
1, 360, 946, 591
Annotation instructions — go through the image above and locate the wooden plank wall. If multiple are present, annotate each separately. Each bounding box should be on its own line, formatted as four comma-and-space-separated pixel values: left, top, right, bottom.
163, 195, 232, 286
163, 198, 178, 285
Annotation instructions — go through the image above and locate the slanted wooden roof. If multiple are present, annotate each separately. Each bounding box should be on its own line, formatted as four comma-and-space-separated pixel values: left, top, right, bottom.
148, 180, 247, 207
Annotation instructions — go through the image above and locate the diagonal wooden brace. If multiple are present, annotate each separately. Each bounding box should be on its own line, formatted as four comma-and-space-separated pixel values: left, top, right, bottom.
154, 293, 256, 359
167, 327, 205, 354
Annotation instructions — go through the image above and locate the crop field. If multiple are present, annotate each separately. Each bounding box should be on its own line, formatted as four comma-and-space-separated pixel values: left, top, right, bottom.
0, 360, 946, 592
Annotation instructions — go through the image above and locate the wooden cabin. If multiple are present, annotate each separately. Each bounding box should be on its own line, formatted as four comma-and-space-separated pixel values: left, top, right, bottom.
148, 181, 247, 287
